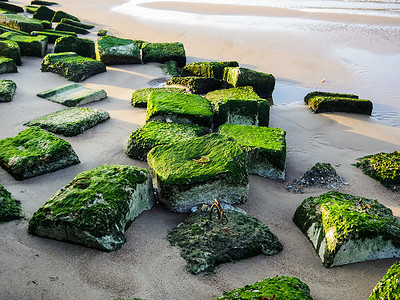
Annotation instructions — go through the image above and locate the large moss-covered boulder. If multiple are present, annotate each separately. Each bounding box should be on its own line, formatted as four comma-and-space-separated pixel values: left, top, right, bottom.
28, 164, 155, 251
0, 14, 44, 33
0, 2, 24, 13
216, 276, 313, 300
0, 184, 23, 223
219, 124, 286, 180
55, 22, 89, 35
166, 76, 223, 94
148, 133, 249, 212
0, 40, 21, 65
142, 42, 186, 67
0, 32, 47, 57
167, 205, 282, 274
146, 91, 213, 128
181, 61, 239, 80
0, 127, 80, 180
41, 52, 106, 82
125, 121, 206, 161
31, 29, 77, 43
32, 5, 55, 21
131, 87, 186, 108
60, 18, 94, 30
293, 191, 400, 268
206, 86, 270, 128
368, 261, 400, 300
304, 91, 373, 114
95, 36, 141, 65
51, 11, 80, 23
0, 57, 17, 74
0, 79, 16, 102
223, 67, 275, 98
354, 151, 400, 191
54, 36, 94, 58
24, 107, 110, 136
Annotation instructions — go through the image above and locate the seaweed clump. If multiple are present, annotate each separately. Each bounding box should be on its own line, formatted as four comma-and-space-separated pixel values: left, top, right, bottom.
0, 184, 23, 222
368, 261, 400, 300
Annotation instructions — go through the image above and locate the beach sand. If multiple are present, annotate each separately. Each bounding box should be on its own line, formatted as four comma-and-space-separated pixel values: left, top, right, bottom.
1, 0, 400, 299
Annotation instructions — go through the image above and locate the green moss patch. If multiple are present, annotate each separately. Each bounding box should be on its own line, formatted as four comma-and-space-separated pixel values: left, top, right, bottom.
60, 18, 94, 30
167, 205, 282, 274
223, 67, 275, 98
28, 164, 155, 251
24, 6, 40, 14
24, 107, 110, 136
0, 32, 47, 57
160, 60, 179, 77
54, 35, 94, 57
0, 79, 16, 102
146, 91, 213, 128
0, 2, 24, 13
216, 275, 313, 300
166, 76, 223, 94
95, 36, 141, 65
0, 184, 23, 223
0, 24, 29, 36
97, 29, 107, 37
0, 13, 44, 33
0, 127, 80, 180
181, 61, 238, 80
368, 261, 400, 300
142, 42, 186, 67
51, 11, 80, 23
304, 91, 359, 104
206, 86, 261, 102
148, 133, 249, 212
31, 29, 77, 44
32, 5, 55, 21
0, 56, 17, 74
55, 22, 89, 35
219, 124, 286, 180
131, 87, 186, 108
354, 151, 400, 191
293, 191, 400, 267
0, 40, 21, 65
125, 121, 206, 161
41, 52, 106, 82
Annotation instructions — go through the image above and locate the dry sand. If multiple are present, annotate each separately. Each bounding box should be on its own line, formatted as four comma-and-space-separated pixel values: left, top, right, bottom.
1, 0, 400, 299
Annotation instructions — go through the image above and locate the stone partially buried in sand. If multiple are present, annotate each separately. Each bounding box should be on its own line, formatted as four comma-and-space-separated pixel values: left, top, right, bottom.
54, 35, 94, 58
24, 107, 110, 136
0, 183, 23, 223
368, 261, 400, 300
0, 40, 21, 65
51, 10, 80, 23
167, 204, 282, 274
219, 124, 286, 180
181, 61, 239, 80
142, 42, 186, 67
0, 13, 43, 33
28, 164, 155, 251
293, 191, 400, 268
131, 87, 186, 108
95, 36, 141, 65
166, 76, 223, 94
55, 22, 89, 35
0, 79, 16, 102
0, 127, 80, 180
0, 32, 47, 57
31, 29, 77, 44
37, 83, 107, 107
148, 133, 249, 213
216, 276, 313, 300
0, 57, 17, 74
125, 121, 207, 161
32, 5, 55, 21
41, 52, 106, 82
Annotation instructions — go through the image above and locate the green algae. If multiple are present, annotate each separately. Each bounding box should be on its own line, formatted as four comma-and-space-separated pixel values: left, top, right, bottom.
304, 91, 359, 104
0, 24, 29, 36
24, 5, 40, 14
167, 205, 282, 274
95, 36, 141, 65
60, 18, 94, 30
293, 191, 400, 267
32, 29, 77, 44
181, 61, 239, 80
160, 60, 179, 77
307, 95, 373, 115
146, 91, 213, 128
0, 127, 80, 180
55, 22, 89, 35
142, 42, 186, 67
354, 151, 400, 191
131, 87, 186, 108
0, 57, 17, 74
52, 11, 80, 23
0, 79, 17, 102
125, 121, 207, 161
54, 35, 94, 57
24, 107, 110, 136
216, 275, 313, 300
0, 184, 23, 223
0, 32, 47, 57
97, 29, 107, 37
41, 52, 106, 82
0, 13, 44, 33
28, 164, 154, 251
369, 261, 400, 300
166, 76, 224, 94
32, 5, 55, 21
205, 86, 261, 102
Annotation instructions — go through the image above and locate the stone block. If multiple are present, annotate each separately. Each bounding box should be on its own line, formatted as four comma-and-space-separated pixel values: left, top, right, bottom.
0, 79, 16, 102
95, 36, 141, 65
142, 42, 186, 67
0, 56, 17, 74
0, 13, 44, 33
51, 10, 80, 23
181, 61, 238, 80
31, 29, 77, 43
0, 32, 47, 57
131, 87, 186, 108
55, 22, 89, 35
368, 261, 400, 300
54, 35, 94, 57
32, 5, 55, 21
166, 76, 223, 94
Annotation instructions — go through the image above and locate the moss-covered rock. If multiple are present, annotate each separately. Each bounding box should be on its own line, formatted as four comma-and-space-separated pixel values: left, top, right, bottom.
0, 2, 24, 13
146, 91, 213, 128
167, 205, 282, 274
216, 276, 313, 300
31, 1, 58, 6
181, 61, 239, 80
41, 52, 106, 82
59, 18, 94, 30
142, 42, 186, 67
0, 40, 21, 65
0, 79, 16, 102
32, 5, 55, 21
166, 76, 223, 94
24, 5, 40, 14
95, 36, 141, 65
97, 29, 107, 37
0, 184, 23, 223
0, 24, 29, 36
131, 87, 186, 108
37, 83, 107, 107
24, 107, 110, 136
293, 191, 400, 267
160, 60, 179, 77
219, 124, 286, 180
28, 164, 155, 251
0, 127, 80, 180
54, 35, 94, 58
0, 14, 44, 33
31, 29, 77, 43
354, 151, 400, 191
0, 32, 47, 57
223, 67, 275, 98
51, 11, 80, 23
55, 22, 89, 35
125, 121, 207, 161
39, 19, 52, 30
368, 261, 400, 300
148, 133, 249, 212
304, 91, 359, 104
0, 56, 17, 74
